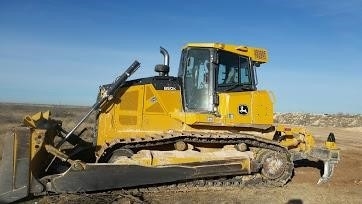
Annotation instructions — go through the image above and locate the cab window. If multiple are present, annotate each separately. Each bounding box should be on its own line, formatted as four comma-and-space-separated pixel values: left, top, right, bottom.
184, 48, 211, 111
217, 50, 254, 92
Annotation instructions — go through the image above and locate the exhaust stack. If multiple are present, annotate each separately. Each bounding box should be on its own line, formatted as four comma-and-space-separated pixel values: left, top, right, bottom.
155, 47, 170, 76
160, 47, 169, 66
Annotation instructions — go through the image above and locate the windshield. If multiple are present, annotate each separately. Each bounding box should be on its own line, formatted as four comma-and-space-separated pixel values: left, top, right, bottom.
183, 48, 211, 111
216, 50, 255, 91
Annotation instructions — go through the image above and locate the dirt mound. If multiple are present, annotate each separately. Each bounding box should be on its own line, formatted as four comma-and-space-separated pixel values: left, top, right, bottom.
274, 113, 362, 127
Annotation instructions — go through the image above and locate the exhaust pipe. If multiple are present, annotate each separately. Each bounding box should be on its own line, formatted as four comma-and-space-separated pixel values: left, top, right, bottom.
155, 47, 170, 76
160, 47, 169, 66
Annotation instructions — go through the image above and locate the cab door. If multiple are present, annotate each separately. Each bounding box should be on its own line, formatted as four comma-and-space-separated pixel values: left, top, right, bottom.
183, 48, 212, 112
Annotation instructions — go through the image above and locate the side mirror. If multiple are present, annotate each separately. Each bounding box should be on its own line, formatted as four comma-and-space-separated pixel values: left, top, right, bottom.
253, 62, 261, 67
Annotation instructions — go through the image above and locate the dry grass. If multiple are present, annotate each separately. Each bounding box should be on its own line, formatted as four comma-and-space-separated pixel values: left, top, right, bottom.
0, 103, 95, 140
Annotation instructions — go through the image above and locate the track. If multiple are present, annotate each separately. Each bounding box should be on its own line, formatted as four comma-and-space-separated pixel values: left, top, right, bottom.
37, 131, 293, 203
96, 131, 294, 192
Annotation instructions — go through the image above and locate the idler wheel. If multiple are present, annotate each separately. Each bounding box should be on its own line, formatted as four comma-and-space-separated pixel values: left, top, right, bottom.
260, 151, 287, 180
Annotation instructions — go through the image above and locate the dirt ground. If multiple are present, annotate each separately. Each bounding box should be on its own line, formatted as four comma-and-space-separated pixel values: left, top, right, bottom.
0, 103, 361, 204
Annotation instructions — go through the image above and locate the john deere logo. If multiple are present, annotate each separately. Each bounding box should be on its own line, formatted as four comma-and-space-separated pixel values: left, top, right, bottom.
238, 105, 248, 115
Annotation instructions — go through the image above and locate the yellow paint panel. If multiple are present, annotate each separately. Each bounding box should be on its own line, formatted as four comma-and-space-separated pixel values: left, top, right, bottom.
220, 92, 252, 125
142, 115, 183, 131
119, 115, 138, 125
156, 91, 183, 112
218, 90, 273, 126
97, 83, 184, 146
97, 85, 144, 145
118, 90, 139, 111
144, 84, 166, 114
249, 90, 274, 124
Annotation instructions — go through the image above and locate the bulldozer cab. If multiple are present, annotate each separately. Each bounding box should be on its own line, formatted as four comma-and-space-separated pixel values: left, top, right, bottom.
178, 43, 267, 113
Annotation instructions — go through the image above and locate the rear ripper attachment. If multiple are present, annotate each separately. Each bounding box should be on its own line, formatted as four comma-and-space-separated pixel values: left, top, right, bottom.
274, 125, 340, 184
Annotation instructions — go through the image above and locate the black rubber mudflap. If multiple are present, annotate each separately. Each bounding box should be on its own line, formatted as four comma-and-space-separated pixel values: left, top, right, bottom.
0, 127, 31, 203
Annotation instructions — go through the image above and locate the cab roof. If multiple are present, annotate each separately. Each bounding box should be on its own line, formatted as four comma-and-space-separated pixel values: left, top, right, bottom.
184, 42, 268, 63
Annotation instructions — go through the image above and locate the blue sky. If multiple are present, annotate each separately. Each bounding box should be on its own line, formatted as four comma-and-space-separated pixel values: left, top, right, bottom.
0, 0, 361, 113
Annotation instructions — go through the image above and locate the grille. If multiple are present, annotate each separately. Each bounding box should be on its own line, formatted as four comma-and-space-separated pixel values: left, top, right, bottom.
254, 49, 267, 61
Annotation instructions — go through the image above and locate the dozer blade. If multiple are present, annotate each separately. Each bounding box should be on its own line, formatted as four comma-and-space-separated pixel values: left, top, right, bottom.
0, 127, 31, 203
41, 161, 251, 193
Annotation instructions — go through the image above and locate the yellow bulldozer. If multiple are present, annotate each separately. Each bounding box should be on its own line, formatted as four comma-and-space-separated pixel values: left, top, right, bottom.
0, 43, 339, 203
